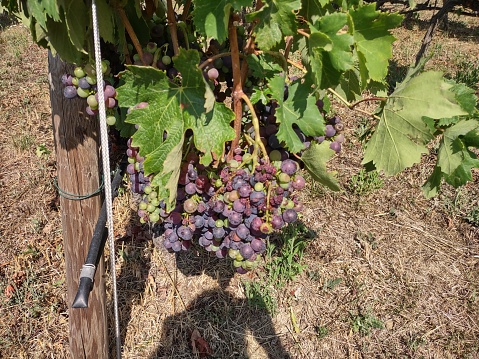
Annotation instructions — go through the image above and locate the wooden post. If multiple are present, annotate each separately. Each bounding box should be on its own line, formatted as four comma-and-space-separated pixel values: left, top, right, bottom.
48, 52, 109, 358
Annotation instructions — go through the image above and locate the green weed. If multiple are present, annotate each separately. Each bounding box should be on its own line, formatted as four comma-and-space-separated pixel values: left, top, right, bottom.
13, 134, 34, 151
465, 208, 479, 226
243, 222, 315, 314
324, 277, 342, 291
350, 311, 384, 336
349, 169, 384, 196
450, 60, 479, 90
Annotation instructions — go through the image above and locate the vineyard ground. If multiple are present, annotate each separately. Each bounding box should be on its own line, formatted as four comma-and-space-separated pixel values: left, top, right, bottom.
1, 9, 479, 359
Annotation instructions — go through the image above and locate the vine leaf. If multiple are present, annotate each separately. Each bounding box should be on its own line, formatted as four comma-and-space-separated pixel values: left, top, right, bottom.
348, 4, 403, 83
116, 49, 233, 210
58, 0, 88, 52
423, 120, 479, 197
308, 12, 354, 89
247, 0, 301, 50
363, 71, 471, 176
268, 75, 325, 154
189, 103, 236, 166
192, 0, 253, 44
301, 142, 340, 191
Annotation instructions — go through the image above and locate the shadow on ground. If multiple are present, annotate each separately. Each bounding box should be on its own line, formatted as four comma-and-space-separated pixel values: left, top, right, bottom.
148, 250, 292, 359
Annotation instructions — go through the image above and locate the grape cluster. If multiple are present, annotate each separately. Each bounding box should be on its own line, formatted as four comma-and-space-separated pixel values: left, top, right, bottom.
126, 138, 149, 194
315, 100, 345, 153
132, 150, 305, 273
61, 61, 118, 125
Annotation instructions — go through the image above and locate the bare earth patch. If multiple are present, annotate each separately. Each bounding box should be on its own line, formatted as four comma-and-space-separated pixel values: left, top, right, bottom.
1, 11, 478, 359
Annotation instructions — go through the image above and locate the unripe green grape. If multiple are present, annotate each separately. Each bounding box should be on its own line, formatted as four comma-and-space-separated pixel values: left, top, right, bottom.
144, 185, 152, 194
84, 63, 96, 77
147, 203, 156, 213
235, 252, 244, 261
150, 198, 160, 207
139, 202, 148, 210
127, 157, 136, 164
149, 212, 160, 223
229, 248, 240, 259
77, 87, 89, 98
101, 60, 110, 74
87, 95, 98, 108
269, 150, 281, 162
278, 172, 290, 183
74, 67, 85, 78
85, 75, 96, 85
162, 55, 171, 65
71, 77, 79, 86
233, 259, 243, 268
254, 182, 264, 191
106, 115, 116, 126
148, 191, 158, 199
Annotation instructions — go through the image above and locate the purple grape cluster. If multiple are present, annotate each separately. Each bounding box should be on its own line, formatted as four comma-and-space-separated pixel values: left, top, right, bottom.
314, 115, 345, 153
130, 151, 305, 273
126, 138, 149, 194
61, 61, 118, 125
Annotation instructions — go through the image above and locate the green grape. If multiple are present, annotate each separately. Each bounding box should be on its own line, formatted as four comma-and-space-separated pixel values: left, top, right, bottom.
106, 115, 116, 126
74, 67, 85, 78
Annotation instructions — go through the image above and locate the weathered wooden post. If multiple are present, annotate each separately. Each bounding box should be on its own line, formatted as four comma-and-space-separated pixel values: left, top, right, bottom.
48, 52, 109, 358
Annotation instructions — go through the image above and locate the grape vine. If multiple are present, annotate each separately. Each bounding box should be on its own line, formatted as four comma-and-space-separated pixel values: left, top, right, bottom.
4, 0, 478, 272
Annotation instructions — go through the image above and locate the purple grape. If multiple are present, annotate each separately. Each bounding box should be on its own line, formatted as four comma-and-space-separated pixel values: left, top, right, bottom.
213, 227, 225, 239
232, 199, 246, 213
292, 175, 305, 190
171, 241, 183, 252
185, 182, 197, 195
86, 106, 98, 116
228, 211, 242, 227
63, 86, 77, 99
235, 224, 250, 240
282, 209, 298, 223
330, 141, 341, 153
271, 215, 284, 230
207, 67, 219, 80
251, 217, 263, 231
280, 159, 297, 176
250, 238, 266, 253
238, 184, 252, 198
104, 85, 116, 99
78, 77, 90, 89
212, 200, 225, 213
240, 243, 254, 260
177, 226, 193, 240
324, 124, 336, 138
249, 191, 265, 205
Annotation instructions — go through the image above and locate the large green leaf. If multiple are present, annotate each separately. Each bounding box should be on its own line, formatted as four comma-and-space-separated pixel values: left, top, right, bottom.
269, 76, 325, 153
301, 141, 340, 191
96, 0, 116, 44
192, 0, 253, 43
348, 4, 402, 83
363, 71, 471, 176
247, 0, 301, 50
116, 50, 235, 209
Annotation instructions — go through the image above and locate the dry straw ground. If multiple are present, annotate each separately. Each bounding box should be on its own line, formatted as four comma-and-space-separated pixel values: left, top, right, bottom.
0, 7, 478, 359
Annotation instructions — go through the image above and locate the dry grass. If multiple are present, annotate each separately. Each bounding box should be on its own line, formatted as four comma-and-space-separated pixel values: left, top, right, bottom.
1, 9, 478, 359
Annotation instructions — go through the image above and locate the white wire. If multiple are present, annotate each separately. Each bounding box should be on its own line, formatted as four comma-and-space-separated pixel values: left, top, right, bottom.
91, 1, 122, 358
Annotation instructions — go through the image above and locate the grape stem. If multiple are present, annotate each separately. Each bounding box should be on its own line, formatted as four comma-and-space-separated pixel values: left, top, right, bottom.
327, 88, 381, 120
167, 0, 180, 56
297, 29, 310, 38
116, 7, 146, 65
228, 15, 244, 160
284, 36, 294, 62
181, 0, 192, 21
288, 59, 307, 73
241, 93, 269, 162
198, 52, 246, 70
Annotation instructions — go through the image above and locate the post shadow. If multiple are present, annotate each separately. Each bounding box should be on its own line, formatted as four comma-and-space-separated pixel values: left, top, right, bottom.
148, 249, 292, 359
